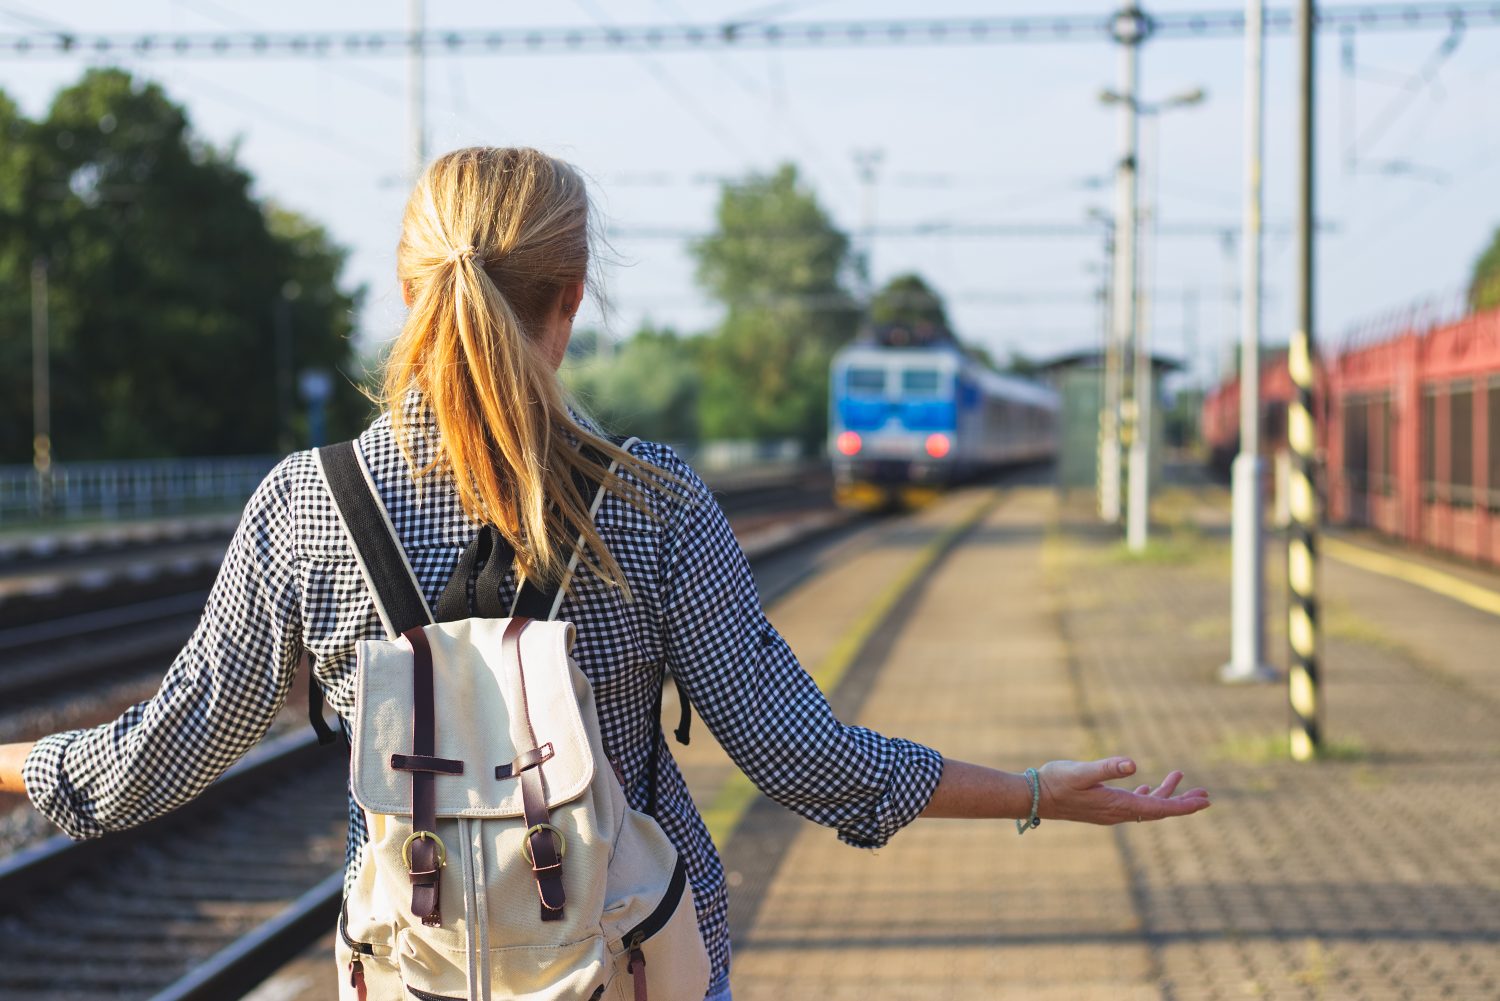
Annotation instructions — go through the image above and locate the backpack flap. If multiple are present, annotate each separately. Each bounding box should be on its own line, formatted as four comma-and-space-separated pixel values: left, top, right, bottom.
350, 617, 596, 819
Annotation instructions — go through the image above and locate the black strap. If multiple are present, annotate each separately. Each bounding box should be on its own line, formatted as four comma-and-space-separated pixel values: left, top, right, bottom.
671, 673, 692, 746
307, 669, 340, 746
434, 442, 618, 623
319, 440, 432, 636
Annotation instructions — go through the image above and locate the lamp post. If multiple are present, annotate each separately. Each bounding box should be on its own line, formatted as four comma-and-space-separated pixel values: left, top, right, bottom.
1222, 0, 1279, 684
1100, 5, 1151, 528
1100, 57, 1204, 552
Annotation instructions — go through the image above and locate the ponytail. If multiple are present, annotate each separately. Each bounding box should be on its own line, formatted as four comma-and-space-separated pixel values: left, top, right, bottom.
382, 147, 668, 593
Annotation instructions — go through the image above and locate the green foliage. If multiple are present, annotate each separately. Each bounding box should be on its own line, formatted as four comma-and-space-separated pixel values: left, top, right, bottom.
0, 68, 364, 462
690, 164, 858, 446
1003, 351, 1041, 378
868, 273, 951, 331
562, 325, 702, 444
1470, 226, 1500, 313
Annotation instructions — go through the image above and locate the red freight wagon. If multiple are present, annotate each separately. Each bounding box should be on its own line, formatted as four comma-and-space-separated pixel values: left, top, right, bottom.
1203, 303, 1500, 567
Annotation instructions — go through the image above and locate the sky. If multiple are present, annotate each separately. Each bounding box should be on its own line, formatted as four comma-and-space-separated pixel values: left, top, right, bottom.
4, 1, 1499, 388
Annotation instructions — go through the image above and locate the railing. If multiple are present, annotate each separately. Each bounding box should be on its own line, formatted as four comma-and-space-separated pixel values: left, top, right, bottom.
0, 441, 812, 526
0, 457, 279, 525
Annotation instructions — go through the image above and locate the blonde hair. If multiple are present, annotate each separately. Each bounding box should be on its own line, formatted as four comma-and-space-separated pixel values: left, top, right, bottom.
383, 146, 659, 593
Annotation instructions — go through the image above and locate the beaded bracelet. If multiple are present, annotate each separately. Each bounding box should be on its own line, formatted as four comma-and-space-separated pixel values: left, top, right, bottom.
1015, 767, 1042, 835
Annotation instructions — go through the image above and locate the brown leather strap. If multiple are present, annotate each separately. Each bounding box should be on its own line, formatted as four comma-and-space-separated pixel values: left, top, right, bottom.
404, 627, 443, 926
391, 753, 464, 775
628, 946, 647, 1001
495, 743, 554, 780
521, 764, 567, 918
503, 617, 567, 920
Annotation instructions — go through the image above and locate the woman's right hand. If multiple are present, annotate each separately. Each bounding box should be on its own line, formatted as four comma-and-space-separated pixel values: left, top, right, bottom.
0, 742, 35, 798
1037, 756, 1209, 826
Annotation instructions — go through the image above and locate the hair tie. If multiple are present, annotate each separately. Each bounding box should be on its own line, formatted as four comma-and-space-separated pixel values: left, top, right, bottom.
444, 244, 478, 265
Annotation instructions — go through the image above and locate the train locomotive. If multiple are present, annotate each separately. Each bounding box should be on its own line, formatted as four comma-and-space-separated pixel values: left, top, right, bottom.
828, 323, 1059, 508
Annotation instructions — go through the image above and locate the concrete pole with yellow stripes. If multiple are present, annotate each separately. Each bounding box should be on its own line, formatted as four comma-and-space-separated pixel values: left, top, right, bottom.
1287, 0, 1321, 761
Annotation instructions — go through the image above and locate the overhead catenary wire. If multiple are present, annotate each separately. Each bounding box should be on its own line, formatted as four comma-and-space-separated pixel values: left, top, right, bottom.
3, 4, 1499, 59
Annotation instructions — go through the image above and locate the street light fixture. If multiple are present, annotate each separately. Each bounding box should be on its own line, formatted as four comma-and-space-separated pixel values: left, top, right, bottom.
1109, 6, 1154, 45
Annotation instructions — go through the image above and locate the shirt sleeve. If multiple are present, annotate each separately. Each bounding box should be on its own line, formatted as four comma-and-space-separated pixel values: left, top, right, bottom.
655, 451, 944, 849
23, 456, 306, 840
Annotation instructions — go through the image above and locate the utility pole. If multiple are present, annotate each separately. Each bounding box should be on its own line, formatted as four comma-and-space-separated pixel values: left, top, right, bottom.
30, 257, 52, 516
852, 148, 884, 300
1287, 0, 1322, 760
1105, 6, 1149, 530
1222, 0, 1278, 683
1131, 108, 1162, 552
408, 0, 427, 182
273, 287, 297, 454
1098, 224, 1121, 521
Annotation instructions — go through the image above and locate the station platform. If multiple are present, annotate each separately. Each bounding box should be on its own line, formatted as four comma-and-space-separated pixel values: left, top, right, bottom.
243, 480, 1500, 1000
668, 483, 1500, 1000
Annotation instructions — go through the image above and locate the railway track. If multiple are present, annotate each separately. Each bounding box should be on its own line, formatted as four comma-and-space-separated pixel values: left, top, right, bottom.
0, 468, 832, 704
0, 479, 858, 1001
0, 731, 347, 1001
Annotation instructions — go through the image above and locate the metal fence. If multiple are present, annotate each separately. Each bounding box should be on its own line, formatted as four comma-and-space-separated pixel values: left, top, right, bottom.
0, 457, 279, 525
0, 441, 811, 526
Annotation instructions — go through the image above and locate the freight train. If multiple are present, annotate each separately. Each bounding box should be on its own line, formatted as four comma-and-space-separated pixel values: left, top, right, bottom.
827, 323, 1058, 509
1201, 302, 1500, 567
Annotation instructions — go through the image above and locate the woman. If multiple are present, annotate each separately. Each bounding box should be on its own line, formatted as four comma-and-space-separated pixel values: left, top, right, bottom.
0, 147, 1208, 1000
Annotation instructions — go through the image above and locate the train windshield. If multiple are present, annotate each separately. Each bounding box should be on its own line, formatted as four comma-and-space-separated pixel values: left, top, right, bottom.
846, 368, 887, 395
901, 369, 944, 396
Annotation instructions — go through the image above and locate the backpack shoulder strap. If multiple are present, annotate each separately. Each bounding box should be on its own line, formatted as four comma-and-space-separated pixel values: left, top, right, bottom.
512, 436, 641, 621
316, 439, 434, 639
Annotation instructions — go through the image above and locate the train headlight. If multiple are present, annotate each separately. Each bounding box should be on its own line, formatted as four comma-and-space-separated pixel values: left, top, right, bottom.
924, 433, 951, 459
836, 431, 862, 456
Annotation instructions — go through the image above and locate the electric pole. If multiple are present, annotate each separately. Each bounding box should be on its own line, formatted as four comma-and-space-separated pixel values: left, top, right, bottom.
31, 257, 52, 516
1222, 0, 1278, 683
408, 0, 427, 181
1105, 6, 1149, 530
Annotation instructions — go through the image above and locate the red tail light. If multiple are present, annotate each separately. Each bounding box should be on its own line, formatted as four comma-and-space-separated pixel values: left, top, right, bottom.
836, 431, 862, 456
925, 433, 951, 458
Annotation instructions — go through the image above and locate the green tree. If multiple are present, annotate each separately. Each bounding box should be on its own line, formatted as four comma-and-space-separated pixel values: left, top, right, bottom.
869, 273, 951, 331
1, 68, 364, 463
690, 164, 858, 446
562, 324, 702, 444
1470, 226, 1500, 312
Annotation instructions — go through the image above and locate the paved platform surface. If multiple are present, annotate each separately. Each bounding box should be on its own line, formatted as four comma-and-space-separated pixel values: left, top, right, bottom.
711, 485, 1500, 1000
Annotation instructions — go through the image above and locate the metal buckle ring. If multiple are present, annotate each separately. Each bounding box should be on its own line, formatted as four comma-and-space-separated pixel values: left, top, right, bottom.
401, 830, 447, 871
520, 823, 567, 866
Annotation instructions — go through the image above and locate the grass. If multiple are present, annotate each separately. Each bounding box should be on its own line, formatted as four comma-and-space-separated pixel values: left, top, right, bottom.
1210, 730, 1369, 765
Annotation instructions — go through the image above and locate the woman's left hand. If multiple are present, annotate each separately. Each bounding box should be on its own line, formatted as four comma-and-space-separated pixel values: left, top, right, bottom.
1037, 757, 1209, 825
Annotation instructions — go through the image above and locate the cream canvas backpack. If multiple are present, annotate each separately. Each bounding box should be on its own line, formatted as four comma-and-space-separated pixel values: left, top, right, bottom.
317, 439, 710, 1001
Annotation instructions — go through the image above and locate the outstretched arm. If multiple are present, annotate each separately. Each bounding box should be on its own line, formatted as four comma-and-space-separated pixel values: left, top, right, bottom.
921, 756, 1210, 825
0, 742, 32, 795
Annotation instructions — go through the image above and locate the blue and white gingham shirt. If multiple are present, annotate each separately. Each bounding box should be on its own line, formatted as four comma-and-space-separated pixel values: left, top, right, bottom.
24, 398, 946, 996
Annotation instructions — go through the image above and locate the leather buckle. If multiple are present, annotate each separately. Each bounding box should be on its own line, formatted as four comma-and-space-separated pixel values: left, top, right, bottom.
520, 823, 567, 866
401, 830, 448, 870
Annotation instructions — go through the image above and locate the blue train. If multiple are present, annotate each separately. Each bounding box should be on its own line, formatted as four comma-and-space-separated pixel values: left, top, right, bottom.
827, 324, 1059, 508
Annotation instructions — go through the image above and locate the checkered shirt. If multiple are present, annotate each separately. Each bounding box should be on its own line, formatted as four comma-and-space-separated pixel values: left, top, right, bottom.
24, 400, 946, 997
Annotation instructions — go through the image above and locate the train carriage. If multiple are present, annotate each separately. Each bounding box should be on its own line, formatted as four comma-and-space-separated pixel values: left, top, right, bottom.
828, 324, 1058, 508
